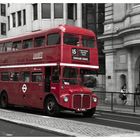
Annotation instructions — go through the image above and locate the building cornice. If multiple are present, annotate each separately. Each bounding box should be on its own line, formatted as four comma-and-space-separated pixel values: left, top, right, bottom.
98, 25, 140, 41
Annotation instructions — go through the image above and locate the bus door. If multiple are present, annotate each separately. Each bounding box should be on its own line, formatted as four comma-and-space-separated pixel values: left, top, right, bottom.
45, 67, 51, 92
29, 71, 43, 108
50, 67, 60, 97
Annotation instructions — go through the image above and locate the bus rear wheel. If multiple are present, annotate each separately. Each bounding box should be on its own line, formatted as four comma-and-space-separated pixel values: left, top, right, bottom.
82, 108, 96, 117
45, 96, 60, 116
0, 92, 8, 108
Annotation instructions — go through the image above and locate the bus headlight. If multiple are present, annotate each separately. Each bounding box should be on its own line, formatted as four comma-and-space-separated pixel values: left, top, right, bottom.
64, 96, 69, 102
92, 97, 97, 102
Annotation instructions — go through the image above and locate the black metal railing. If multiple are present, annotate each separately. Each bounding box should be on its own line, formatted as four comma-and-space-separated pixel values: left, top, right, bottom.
93, 91, 140, 114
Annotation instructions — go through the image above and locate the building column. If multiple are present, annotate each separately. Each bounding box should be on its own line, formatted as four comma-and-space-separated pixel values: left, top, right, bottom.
104, 49, 116, 104
127, 49, 134, 105
105, 51, 116, 92
127, 49, 133, 92
63, 3, 67, 24
76, 4, 82, 27
51, 3, 54, 27
26, 4, 33, 32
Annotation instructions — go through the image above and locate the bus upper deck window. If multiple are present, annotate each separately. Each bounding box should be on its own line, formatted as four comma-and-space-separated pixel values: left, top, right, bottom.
0, 43, 4, 52
47, 33, 60, 46
35, 36, 45, 47
82, 37, 95, 48
64, 33, 79, 46
12, 41, 22, 51
4, 42, 12, 52
23, 39, 33, 49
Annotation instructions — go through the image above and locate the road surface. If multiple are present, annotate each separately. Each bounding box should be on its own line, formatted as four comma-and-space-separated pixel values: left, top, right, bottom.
0, 119, 69, 137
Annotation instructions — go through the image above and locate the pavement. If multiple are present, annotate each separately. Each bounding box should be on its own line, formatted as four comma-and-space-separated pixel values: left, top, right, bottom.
97, 104, 140, 115
0, 106, 140, 137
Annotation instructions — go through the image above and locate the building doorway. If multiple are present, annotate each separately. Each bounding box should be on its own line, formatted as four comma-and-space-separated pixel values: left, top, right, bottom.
120, 74, 126, 89
134, 56, 140, 106
135, 56, 140, 87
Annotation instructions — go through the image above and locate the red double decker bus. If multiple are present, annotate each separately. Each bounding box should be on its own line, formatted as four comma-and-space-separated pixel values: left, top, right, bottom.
0, 25, 99, 117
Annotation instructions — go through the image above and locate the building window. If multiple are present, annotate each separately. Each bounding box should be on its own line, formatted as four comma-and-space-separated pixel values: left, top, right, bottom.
54, 3, 63, 18
33, 3, 38, 20
97, 4, 105, 35
67, 3, 77, 20
1, 4, 6, 16
17, 11, 21, 26
42, 3, 51, 19
12, 13, 16, 27
1, 23, 6, 35
23, 9, 26, 25
8, 16, 10, 30
82, 4, 97, 31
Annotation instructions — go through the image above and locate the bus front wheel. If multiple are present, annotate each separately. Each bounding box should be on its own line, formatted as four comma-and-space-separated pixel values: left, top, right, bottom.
0, 92, 8, 108
82, 108, 96, 117
45, 96, 60, 116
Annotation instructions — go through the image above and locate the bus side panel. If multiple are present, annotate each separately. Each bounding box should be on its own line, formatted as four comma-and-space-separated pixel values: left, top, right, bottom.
0, 82, 25, 106
24, 82, 44, 109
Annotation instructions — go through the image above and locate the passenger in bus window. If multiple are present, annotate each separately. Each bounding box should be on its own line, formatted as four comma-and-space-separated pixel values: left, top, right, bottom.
76, 41, 80, 46
12, 43, 17, 51
25, 77, 30, 82
22, 72, 30, 82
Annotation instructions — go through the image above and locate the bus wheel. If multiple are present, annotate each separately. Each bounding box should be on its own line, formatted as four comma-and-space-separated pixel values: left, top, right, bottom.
0, 92, 8, 108
45, 96, 60, 116
82, 108, 96, 117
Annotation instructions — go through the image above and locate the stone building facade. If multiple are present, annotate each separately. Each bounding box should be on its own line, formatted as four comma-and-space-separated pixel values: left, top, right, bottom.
6, 3, 82, 37
101, 3, 140, 104
0, 4, 7, 38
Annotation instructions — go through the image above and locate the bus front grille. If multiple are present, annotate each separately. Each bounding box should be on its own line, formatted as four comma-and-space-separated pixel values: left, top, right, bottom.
73, 94, 90, 109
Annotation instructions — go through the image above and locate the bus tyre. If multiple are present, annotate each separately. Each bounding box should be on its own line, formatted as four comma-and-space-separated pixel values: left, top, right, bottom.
45, 96, 60, 116
82, 107, 96, 117
0, 92, 8, 108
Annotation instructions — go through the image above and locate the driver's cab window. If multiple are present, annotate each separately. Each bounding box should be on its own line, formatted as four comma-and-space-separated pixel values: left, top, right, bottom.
63, 67, 78, 85
52, 67, 59, 83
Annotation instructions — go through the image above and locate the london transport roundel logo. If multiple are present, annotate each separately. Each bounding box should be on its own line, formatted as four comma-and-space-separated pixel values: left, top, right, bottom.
22, 84, 27, 93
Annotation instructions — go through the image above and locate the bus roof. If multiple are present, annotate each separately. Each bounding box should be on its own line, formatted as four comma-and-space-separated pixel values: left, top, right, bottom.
0, 25, 96, 43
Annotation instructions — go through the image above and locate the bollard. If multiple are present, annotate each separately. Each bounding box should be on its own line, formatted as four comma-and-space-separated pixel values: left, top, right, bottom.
133, 93, 136, 113
111, 92, 113, 111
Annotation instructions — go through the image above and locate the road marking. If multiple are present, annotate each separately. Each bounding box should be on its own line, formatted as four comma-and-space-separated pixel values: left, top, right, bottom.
97, 117, 140, 126
94, 113, 101, 117
6, 133, 13, 137
97, 111, 140, 120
